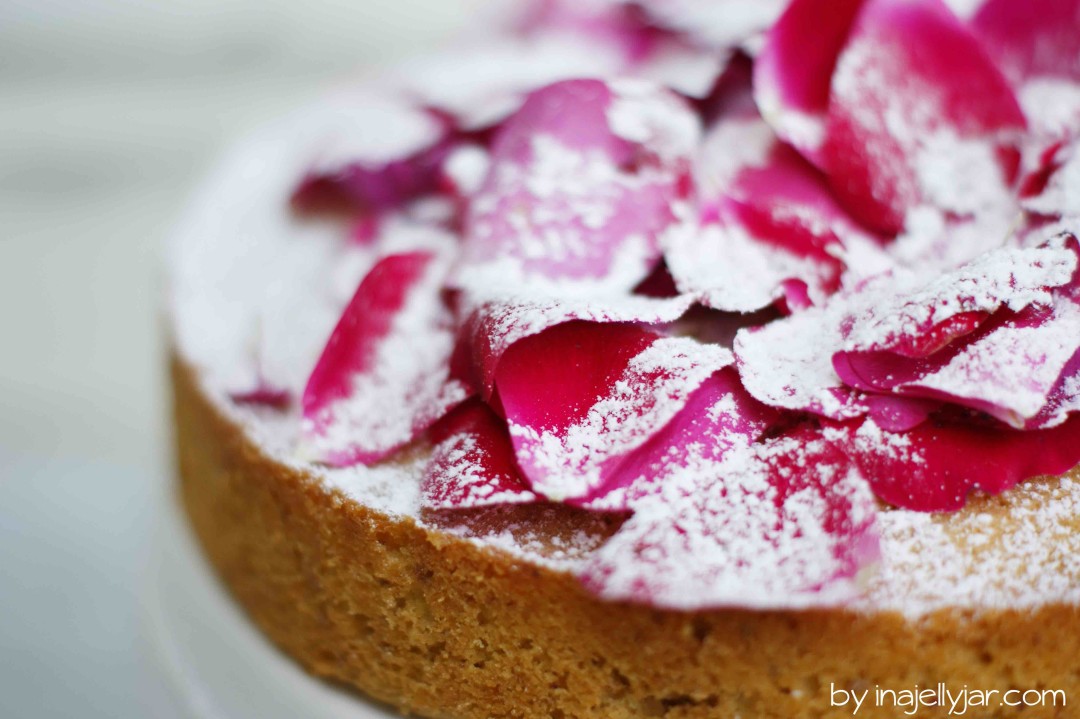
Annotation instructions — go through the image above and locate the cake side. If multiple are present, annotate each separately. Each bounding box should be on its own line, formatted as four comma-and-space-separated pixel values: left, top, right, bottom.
173, 353, 1080, 719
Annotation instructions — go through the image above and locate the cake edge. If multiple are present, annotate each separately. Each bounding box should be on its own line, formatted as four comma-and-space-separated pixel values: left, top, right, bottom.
172, 352, 1080, 719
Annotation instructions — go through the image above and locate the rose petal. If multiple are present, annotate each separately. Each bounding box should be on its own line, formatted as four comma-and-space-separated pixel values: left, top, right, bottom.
290, 95, 452, 214
456, 79, 699, 294
495, 321, 733, 501
734, 298, 868, 419
634, 0, 788, 49
583, 368, 779, 511
300, 251, 470, 465
421, 398, 537, 510
841, 243, 1077, 355
754, 0, 864, 164
833, 414, 1080, 510
453, 292, 698, 399
581, 424, 879, 609
971, 0, 1080, 84
822, 0, 1026, 233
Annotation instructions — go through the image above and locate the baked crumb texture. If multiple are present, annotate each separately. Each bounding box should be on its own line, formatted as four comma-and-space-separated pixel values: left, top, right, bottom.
174, 357, 1080, 718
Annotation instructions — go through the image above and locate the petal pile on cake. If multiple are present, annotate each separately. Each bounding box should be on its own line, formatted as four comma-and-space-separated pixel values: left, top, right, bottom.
175, 0, 1080, 611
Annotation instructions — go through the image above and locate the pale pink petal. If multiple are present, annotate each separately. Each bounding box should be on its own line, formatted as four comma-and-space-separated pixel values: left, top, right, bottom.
581, 425, 879, 609
457, 79, 699, 294
421, 399, 537, 510
300, 252, 470, 466
495, 321, 733, 501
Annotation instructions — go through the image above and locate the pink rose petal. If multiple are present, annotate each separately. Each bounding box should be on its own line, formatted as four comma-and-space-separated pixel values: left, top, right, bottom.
667, 115, 882, 312
421, 399, 537, 510
581, 424, 879, 609
834, 413, 1080, 511
495, 321, 732, 501
971, 0, 1080, 84
754, 0, 864, 164
822, 0, 1026, 233
456, 79, 699, 294
582, 368, 779, 511
301, 251, 470, 466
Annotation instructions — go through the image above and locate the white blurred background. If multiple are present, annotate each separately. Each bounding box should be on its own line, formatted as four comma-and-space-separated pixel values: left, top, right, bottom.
0, 1, 473, 715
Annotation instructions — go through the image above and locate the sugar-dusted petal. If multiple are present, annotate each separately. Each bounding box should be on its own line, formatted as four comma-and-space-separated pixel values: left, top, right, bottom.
833, 414, 1080, 511
581, 425, 879, 609
495, 321, 733, 501
453, 292, 697, 399
973, 0, 1080, 137
839, 243, 1077, 357
290, 94, 451, 214
669, 115, 884, 312
457, 79, 699, 295
1023, 141, 1080, 219
583, 368, 779, 511
837, 300, 1080, 428
633, 0, 787, 49
300, 251, 470, 466
971, 0, 1080, 84
733, 298, 868, 419
754, 0, 864, 164
822, 0, 1026, 233
421, 399, 536, 510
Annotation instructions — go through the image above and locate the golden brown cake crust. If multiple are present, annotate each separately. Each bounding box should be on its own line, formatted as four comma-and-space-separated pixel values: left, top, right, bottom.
172, 355, 1080, 719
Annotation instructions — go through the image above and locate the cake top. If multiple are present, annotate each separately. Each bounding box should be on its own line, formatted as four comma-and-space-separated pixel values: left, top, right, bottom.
170, 0, 1080, 612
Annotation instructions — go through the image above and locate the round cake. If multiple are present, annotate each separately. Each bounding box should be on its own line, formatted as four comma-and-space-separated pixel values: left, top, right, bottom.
169, 1, 1080, 717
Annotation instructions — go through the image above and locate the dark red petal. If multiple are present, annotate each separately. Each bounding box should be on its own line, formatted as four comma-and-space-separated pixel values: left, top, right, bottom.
301, 252, 469, 466
835, 414, 1080, 511
421, 399, 536, 510
229, 384, 292, 410
496, 321, 732, 501
581, 424, 879, 609
290, 98, 451, 215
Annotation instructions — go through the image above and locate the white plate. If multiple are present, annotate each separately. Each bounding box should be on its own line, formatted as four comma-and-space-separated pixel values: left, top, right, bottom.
142, 495, 393, 719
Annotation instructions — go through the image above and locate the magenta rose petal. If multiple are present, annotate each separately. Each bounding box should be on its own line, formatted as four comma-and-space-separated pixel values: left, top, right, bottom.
836, 414, 1080, 511
754, 0, 865, 166
300, 251, 470, 466
971, 0, 1080, 84
456, 79, 699, 294
454, 292, 698, 399
580, 424, 879, 609
582, 368, 780, 511
495, 321, 733, 502
972, 0, 1080, 137
290, 95, 452, 214
822, 0, 1026, 234
421, 399, 537, 511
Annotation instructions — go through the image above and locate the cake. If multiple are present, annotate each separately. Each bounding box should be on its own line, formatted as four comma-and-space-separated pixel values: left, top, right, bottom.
169, 0, 1080, 717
